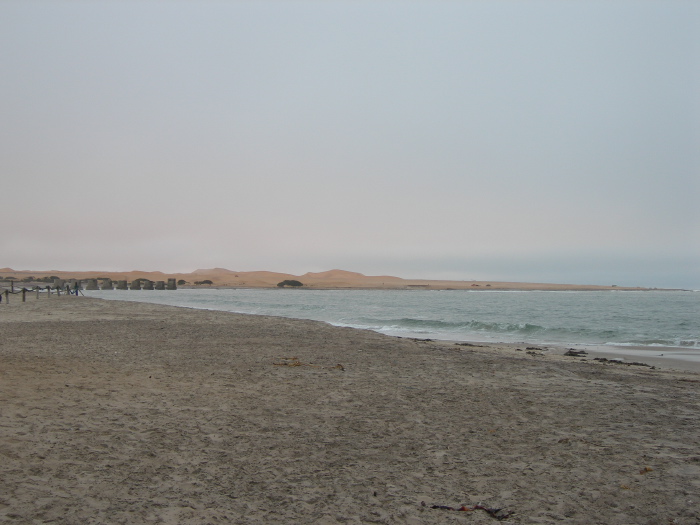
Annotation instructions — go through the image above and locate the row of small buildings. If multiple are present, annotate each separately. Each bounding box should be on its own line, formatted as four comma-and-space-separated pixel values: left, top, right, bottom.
55, 278, 178, 291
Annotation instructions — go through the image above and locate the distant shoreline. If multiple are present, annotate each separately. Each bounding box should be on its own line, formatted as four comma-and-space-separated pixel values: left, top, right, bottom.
0, 267, 670, 291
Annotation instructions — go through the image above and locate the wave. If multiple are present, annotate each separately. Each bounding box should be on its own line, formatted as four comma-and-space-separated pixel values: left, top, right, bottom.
347, 317, 554, 337
610, 339, 700, 348
341, 317, 700, 348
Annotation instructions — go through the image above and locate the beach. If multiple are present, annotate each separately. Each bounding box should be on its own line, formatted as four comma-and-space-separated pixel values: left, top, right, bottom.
2, 296, 699, 524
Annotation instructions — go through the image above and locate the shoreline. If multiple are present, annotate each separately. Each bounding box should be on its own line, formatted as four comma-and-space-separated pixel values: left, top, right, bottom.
401, 338, 700, 373
0, 266, 676, 291
85, 289, 700, 373
444, 340, 700, 373
11, 289, 697, 372
2, 296, 699, 523
178, 285, 686, 292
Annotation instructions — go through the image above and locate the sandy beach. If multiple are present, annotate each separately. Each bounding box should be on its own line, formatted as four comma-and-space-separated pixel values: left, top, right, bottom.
1, 296, 699, 524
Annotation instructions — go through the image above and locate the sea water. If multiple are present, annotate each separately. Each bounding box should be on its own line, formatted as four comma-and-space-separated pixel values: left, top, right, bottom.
84, 288, 699, 353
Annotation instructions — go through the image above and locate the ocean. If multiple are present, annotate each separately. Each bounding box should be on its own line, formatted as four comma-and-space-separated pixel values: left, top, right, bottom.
84, 288, 700, 365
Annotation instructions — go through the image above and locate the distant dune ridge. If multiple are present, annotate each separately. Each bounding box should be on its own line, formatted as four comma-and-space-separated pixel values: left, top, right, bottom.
0, 267, 648, 290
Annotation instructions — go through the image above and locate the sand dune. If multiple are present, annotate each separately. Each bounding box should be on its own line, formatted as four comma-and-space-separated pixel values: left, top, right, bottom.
0, 267, 649, 290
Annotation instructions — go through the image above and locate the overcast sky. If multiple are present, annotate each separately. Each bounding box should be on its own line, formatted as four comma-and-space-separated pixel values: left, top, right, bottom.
2, 1, 698, 288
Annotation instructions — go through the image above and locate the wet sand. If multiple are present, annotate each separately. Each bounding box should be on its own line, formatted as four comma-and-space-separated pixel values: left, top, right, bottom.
1, 296, 699, 524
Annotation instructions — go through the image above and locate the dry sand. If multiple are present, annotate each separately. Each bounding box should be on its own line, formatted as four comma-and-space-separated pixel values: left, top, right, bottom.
1, 296, 699, 524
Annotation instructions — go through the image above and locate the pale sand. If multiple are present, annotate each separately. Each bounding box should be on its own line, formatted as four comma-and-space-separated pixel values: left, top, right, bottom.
1, 296, 699, 524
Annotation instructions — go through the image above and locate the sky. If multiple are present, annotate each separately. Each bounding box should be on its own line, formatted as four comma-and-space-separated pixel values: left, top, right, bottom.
1, 1, 698, 289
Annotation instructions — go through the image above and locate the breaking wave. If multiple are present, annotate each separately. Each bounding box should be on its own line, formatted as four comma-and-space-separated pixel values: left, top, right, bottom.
346, 317, 699, 348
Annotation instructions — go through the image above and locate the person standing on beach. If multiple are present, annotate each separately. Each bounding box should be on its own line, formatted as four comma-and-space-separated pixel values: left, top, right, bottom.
73, 281, 79, 296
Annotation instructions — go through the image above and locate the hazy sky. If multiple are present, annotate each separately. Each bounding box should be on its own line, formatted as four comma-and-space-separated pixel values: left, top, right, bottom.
2, 1, 698, 288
